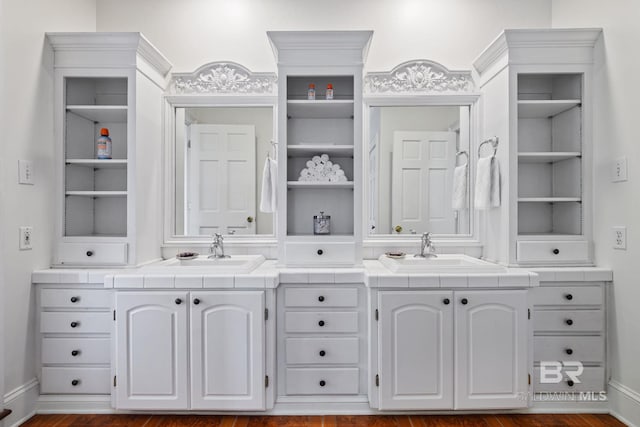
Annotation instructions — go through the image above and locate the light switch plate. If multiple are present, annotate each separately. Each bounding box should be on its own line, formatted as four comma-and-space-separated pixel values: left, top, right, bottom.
612, 157, 628, 182
18, 160, 34, 185
19, 226, 33, 250
613, 226, 626, 250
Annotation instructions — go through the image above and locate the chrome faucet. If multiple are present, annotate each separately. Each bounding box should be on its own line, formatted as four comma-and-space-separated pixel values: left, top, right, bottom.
415, 232, 437, 258
208, 233, 229, 259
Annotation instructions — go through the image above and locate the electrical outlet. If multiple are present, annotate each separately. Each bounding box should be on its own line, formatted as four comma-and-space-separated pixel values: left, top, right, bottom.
19, 226, 33, 250
613, 226, 626, 250
18, 160, 34, 185
612, 157, 628, 182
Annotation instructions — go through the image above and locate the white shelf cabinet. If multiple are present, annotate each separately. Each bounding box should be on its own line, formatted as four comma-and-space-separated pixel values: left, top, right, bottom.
269, 31, 372, 266
474, 29, 601, 266
48, 33, 171, 266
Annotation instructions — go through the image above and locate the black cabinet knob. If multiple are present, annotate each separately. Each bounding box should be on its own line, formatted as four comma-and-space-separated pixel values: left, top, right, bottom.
70, 296, 79, 303
318, 296, 325, 302
71, 379, 80, 386
193, 298, 200, 305
317, 249, 324, 255
175, 298, 182, 305
553, 248, 560, 255
70, 321, 79, 328
318, 320, 325, 327
319, 350, 326, 357
565, 294, 573, 300
86, 251, 94, 257
319, 380, 326, 387
565, 348, 573, 355
567, 380, 575, 387
443, 298, 450, 305
461, 298, 468, 305
566, 319, 573, 326
71, 350, 80, 357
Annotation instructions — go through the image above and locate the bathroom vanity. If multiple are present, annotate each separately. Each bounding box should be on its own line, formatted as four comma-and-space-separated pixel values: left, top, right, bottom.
33, 28, 612, 416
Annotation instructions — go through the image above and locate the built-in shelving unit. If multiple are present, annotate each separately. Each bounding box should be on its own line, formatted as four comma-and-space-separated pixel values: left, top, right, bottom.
287, 181, 354, 189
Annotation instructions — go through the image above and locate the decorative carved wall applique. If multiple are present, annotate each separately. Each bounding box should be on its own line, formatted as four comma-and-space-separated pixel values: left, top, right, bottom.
365, 60, 474, 94
170, 62, 277, 95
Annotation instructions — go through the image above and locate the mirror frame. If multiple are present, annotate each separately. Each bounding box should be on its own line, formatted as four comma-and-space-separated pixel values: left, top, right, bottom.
362, 60, 482, 246
162, 62, 279, 248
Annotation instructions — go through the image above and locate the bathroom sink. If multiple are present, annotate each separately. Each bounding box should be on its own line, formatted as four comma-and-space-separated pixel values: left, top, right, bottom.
149, 255, 265, 273
378, 254, 505, 273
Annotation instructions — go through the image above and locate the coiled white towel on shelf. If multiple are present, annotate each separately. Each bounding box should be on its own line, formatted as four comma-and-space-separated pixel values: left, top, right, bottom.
474, 156, 500, 209
260, 157, 277, 213
452, 163, 468, 210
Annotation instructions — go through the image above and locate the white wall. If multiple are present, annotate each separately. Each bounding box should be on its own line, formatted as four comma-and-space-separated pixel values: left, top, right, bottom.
552, 1, 640, 424
95, 0, 551, 73
0, 0, 96, 423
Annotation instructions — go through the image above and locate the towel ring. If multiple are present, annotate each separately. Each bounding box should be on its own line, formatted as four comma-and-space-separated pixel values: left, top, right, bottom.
267, 140, 278, 159
456, 150, 469, 166
478, 137, 499, 158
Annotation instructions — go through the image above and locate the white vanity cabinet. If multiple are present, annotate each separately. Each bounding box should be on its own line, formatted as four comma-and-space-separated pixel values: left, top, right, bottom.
375, 289, 529, 410
47, 33, 171, 266
115, 290, 266, 410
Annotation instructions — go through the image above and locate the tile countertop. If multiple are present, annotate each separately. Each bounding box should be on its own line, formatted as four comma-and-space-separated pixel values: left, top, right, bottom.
32, 261, 613, 289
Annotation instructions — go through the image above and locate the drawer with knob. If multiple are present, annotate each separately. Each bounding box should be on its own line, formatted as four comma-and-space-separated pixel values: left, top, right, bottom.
57, 242, 128, 266
516, 241, 589, 263
285, 368, 359, 395
533, 309, 603, 333
42, 338, 110, 365
284, 287, 358, 308
286, 337, 359, 365
284, 311, 358, 333
285, 242, 355, 266
533, 366, 605, 393
532, 286, 602, 307
40, 367, 110, 394
40, 289, 111, 309
534, 336, 604, 363
40, 312, 111, 334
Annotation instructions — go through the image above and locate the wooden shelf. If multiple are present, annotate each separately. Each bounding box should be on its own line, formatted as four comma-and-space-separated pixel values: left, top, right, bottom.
287, 144, 354, 158
66, 159, 128, 169
66, 105, 128, 122
517, 100, 581, 118
518, 152, 581, 163
287, 100, 354, 119
518, 197, 581, 203
287, 181, 354, 189
65, 191, 127, 197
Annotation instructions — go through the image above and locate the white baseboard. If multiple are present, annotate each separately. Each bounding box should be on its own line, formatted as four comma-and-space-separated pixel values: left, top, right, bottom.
3, 378, 39, 427
609, 380, 640, 427
37, 395, 113, 414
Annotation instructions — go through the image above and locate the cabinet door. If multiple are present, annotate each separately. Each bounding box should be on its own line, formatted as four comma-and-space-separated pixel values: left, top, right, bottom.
378, 291, 453, 410
115, 292, 188, 409
190, 291, 265, 410
455, 290, 529, 409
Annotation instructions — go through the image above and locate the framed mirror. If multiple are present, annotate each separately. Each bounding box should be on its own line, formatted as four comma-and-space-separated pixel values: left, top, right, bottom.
363, 60, 480, 240
163, 62, 278, 243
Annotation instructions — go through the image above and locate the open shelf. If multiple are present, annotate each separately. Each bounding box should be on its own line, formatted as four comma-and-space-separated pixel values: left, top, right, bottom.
65, 159, 128, 169
287, 100, 354, 119
518, 197, 581, 203
66, 105, 128, 122
287, 144, 354, 158
288, 181, 354, 189
65, 191, 128, 198
517, 152, 581, 163
517, 100, 580, 118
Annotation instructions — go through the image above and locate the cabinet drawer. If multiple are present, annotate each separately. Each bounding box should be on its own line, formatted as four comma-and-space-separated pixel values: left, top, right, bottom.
534, 336, 604, 363
285, 242, 355, 266
285, 312, 358, 333
285, 368, 359, 395
533, 310, 603, 333
41, 312, 111, 334
42, 338, 110, 365
534, 366, 605, 393
57, 242, 128, 266
40, 367, 110, 394
533, 286, 602, 307
284, 287, 358, 308
286, 337, 359, 365
517, 241, 589, 263
41, 289, 111, 309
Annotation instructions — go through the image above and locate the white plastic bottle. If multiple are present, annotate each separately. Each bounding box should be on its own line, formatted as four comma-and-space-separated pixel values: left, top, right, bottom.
97, 128, 112, 159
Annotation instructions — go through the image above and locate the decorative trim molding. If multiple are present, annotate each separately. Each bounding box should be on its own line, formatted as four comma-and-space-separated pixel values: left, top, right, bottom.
3, 378, 39, 427
609, 380, 640, 427
365, 60, 474, 94
169, 62, 277, 95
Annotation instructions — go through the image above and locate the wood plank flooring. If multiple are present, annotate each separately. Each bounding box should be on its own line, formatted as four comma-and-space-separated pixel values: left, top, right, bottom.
19, 414, 627, 427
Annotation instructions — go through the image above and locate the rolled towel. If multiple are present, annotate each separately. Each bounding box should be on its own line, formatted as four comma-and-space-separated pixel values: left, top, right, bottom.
312, 155, 321, 164
336, 169, 345, 177
474, 156, 500, 209
332, 164, 341, 172
320, 154, 329, 162
306, 160, 314, 168
338, 175, 347, 182
452, 163, 468, 210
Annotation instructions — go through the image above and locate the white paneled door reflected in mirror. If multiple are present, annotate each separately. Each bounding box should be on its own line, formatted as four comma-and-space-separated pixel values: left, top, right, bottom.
173, 107, 275, 237
368, 106, 471, 236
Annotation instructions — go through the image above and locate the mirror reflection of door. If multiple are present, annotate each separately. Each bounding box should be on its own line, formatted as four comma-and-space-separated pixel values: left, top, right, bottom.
187, 124, 256, 235
391, 131, 457, 234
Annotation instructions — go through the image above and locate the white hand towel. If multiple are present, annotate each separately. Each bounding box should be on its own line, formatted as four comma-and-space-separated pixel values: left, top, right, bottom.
474, 156, 500, 209
260, 158, 277, 213
452, 163, 468, 210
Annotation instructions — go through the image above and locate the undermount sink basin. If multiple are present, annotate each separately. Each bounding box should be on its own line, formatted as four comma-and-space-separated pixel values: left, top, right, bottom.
151, 254, 265, 273
378, 254, 505, 273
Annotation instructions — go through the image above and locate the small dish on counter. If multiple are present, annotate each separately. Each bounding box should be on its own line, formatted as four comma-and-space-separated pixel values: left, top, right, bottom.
176, 252, 199, 261
384, 251, 406, 259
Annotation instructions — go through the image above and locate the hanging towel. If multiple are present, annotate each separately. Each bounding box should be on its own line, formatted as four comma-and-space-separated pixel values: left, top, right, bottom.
452, 163, 468, 210
474, 156, 501, 209
260, 157, 278, 213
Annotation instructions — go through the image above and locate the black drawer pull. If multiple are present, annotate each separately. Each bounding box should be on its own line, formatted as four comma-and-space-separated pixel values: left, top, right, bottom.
193, 298, 200, 305
553, 248, 560, 255
566, 319, 573, 326
71, 379, 80, 386
70, 322, 79, 328
461, 298, 468, 305
175, 298, 182, 305
318, 296, 325, 302
318, 320, 325, 327
70, 296, 80, 303
443, 298, 450, 305
317, 249, 324, 255
565, 294, 573, 301
86, 251, 94, 257
567, 380, 575, 387
319, 350, 326, 357
71, 350, 80, 357
565, 348, 573, 355
319, 380, 326, 387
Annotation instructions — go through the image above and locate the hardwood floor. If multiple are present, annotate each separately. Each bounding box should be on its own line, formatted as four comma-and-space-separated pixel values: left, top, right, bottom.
19, 414, 627, 427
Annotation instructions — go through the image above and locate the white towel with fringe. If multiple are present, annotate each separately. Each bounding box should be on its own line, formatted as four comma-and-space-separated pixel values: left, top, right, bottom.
474, 156, 500, 209
452, 163, 468, 210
